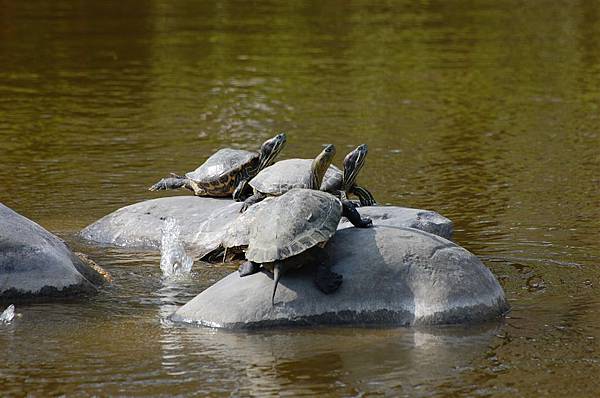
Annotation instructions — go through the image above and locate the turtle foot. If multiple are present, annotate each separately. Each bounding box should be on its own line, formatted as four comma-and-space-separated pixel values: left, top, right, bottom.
148, 179, 168, 191
359, 217, 373, 228
149, 177, 187, 191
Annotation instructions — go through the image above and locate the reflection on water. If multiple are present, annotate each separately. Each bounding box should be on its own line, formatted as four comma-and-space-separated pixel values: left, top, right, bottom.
1, 0, 599, 396
160, 323, 502, 397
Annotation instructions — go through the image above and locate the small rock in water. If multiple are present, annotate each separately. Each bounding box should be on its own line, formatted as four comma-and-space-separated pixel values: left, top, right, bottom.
160, 217, 193, 277
0, 304, 15, 323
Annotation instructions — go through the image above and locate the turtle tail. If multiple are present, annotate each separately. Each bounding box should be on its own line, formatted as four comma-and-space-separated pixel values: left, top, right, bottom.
272, 263, 282, 306
149, 177, 188, 191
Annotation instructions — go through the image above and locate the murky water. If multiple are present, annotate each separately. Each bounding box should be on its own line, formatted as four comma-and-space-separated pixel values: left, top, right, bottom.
1, 1, 599, 396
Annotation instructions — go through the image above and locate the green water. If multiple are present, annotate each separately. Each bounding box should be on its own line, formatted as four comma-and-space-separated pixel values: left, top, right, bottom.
1, 1, 599, 396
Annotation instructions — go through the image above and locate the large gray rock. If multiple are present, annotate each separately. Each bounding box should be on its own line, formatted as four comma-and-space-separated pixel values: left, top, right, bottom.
80, 197, 453, 253
0, 203, 109, 299
340, 206, 453, 239
171, 226, 507, 328
80, 196, 235, 250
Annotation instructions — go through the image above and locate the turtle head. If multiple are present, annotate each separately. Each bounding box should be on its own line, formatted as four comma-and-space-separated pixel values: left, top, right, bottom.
258, 133, 287, 170
342, 144, 368, 192
311, 144, 336, 189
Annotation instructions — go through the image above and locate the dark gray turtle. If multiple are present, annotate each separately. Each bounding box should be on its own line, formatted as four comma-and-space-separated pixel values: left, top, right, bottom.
221, 196, 275, 260
149, 133, 286, 200
241, 144, 375, 210
237, 188, 372, 305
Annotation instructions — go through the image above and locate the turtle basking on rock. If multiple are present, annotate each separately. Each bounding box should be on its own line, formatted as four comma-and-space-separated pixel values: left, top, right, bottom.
149, 133, 286, 200
241, 143, 375, 211
225, 143, 371, 258
233, 144, 372, 305
238, 188, 372, 305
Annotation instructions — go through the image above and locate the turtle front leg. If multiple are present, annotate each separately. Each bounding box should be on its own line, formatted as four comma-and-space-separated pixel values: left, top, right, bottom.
342, 199, 372, 228
351, 185, 377, 206
240, 192, 267, 213
312, 248, 342, 294
149, 177, 189, 191
238, 261, 262, 277
232, 179, 251, 202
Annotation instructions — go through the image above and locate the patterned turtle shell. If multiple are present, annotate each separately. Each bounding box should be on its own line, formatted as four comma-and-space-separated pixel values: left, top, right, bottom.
249, 159, 342, 196
245, 188, 342, 264
176, 149, 258, 196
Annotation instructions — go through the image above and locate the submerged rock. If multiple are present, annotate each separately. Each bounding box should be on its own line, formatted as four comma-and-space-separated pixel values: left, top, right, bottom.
0, 203, 110, 300
171, 226, 507, 328
80, 196, 453, 254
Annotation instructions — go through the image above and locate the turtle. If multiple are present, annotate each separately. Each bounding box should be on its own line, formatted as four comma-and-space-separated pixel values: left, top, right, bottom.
236, 188, 372, 306
240, 143, 336, 211
230, 144, 372, 304
149, 133, 286, 200
240, 144, 376, 211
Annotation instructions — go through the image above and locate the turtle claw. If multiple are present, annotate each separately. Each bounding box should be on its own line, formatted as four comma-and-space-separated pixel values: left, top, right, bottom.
148, 179, 167, 191
341, 199, 372, 228
360, 217, 373, 228
149, 177, 187, 192
315, 266, 342, 294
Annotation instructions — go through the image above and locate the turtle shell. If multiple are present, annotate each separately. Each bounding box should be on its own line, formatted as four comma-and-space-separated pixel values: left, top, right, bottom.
249, 159, 342, 195
245, 188, 342, 264
185, 148, 258, 183
222, 196, 276, 250
191, 201, 245, 259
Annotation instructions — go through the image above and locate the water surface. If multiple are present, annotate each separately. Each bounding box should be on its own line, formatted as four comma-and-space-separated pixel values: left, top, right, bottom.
1, 1, 599, 396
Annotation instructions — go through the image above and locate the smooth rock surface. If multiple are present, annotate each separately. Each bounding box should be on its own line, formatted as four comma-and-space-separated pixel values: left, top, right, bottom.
171, 226, 507, 328
0, 203, 109, 299
80, 196, 235, 250
340, 206, 453, 240
81, 197, 453, 252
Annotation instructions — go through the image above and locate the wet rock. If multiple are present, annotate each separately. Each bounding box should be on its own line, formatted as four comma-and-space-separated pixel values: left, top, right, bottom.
171, 226, 507, 328
80, 196, 235, 250
80, 197, 453, 253
341, 206, 453, 240
0, 203, 110, 300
